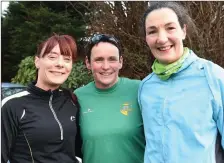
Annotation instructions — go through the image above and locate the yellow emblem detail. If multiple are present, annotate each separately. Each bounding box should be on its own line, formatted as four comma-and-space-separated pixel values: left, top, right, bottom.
121, 110, 128, 115
120, 103, 132, 116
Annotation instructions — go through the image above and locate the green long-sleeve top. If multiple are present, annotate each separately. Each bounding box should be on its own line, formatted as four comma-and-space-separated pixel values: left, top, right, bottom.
74, 77, 145, 163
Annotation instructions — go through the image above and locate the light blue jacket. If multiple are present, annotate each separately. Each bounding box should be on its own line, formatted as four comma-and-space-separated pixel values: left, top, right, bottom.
138, 50, 224, 163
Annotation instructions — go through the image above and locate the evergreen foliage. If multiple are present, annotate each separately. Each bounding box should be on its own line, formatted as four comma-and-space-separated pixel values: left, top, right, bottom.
12, 56, 93, 89
2, 1, 88, 82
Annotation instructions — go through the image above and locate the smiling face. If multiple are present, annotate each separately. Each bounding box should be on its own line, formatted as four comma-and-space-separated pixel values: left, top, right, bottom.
145, 8, 186, 64
86, 42, 123, 89
35, 44, 73, 90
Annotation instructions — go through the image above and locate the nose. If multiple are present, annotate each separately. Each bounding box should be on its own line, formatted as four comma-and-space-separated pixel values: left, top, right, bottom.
56, 56, 64, 67
157, 30, 168, 44
102, 60, 110, 70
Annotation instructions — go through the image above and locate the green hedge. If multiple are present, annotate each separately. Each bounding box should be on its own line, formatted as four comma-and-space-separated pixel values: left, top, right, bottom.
12, 56, 93, 90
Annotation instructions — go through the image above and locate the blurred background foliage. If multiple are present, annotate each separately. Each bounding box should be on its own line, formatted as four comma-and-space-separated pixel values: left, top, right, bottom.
11, 56, 92, 90
2, 1, 224, 89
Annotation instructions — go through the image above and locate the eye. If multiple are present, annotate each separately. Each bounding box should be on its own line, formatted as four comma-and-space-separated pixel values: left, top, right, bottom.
94, 58, 104, 62
167, 27, 175, 31
64, 56, 72, 62
47, 54, 57, 60
108, 57, 118, 62
147, 30, 156, 35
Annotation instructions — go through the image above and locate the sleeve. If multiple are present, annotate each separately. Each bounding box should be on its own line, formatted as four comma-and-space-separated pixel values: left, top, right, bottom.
137, 74, 153, 112
203, 61, 224, 148
216, 132, 224, 163
75, 106, 83, 159
138, 80, 144, 112
68, 90, 83, 159
212, 65, 224, 149
202, 60, 224, 162
1, 101, 19, 163
215, 72, 224, 162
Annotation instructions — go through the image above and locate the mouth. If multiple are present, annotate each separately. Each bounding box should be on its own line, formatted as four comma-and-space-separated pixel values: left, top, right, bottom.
157, 45, 173, 51
50, 71, 65, 76
99, 72, 113, 76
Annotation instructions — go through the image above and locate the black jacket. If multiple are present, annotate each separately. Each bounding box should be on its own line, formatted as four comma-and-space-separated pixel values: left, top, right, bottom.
216, 132, 224, 163
1, 82, 82, 163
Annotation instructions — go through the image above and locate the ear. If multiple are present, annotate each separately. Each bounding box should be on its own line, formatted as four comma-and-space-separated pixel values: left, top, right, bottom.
118, 56, 123, 69
35, 56, 40, 69
85, 56, 91, 70
182, 24, 187, 40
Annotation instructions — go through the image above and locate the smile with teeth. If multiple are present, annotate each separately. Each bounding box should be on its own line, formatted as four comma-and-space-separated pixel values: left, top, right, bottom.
99, 72, 113, 76
51, 71, 64, 76
158, 45, 172, 51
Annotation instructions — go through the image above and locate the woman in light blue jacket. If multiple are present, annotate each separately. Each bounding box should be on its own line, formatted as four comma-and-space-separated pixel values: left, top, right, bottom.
138, 2, 224, 163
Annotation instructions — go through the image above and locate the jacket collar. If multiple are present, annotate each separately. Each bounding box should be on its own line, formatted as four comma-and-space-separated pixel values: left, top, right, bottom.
177, 49, 199, 73
27, 81, 61, 97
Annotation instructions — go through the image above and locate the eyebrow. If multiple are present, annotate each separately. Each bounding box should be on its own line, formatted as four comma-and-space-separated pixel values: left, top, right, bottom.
93, 56, 104, 60
108, 56, 118, 60
93, 56, 118, 60
146, 22, 176, 30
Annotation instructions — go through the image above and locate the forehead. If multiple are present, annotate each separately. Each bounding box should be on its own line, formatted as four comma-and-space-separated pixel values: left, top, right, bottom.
91, 42, 119, 59
145, 8, 179, 27
42, 43, 72, 58
50, 44, 60, 52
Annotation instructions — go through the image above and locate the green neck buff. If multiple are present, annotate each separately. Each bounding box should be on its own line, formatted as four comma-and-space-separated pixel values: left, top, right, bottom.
152, 47, 189, 80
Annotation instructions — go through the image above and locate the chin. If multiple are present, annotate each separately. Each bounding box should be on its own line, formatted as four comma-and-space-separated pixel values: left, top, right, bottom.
49, 80, 66, 86
48, 75, 68, 83
158, 57, 176, 64
100, 81, 111, 86
97, 80, 112, 87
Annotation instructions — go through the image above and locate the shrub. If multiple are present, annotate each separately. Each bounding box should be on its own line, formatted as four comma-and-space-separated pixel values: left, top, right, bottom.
11, 56, 93, 90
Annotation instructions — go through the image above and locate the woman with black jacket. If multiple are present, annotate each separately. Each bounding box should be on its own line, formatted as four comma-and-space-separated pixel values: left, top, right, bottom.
1, 34, 82, 163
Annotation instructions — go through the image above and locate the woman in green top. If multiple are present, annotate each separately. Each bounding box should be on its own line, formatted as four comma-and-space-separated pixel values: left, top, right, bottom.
74, 34, 145, 163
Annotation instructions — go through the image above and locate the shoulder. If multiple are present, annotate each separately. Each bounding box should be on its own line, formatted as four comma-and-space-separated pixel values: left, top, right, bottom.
60, 89, 79, 106
139, 73, 155, 88
194, 57, 224, 103
120, 77, 141, 85
120, 77, 141, 90
198, 58, 224, 82
2, 90, 30, 107
1, 90, 30, 118
74, 81, 95, 95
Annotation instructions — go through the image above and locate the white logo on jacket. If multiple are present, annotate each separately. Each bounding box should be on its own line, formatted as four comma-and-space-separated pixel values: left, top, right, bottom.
70, 116, 76, 121
83, 108, 94, 114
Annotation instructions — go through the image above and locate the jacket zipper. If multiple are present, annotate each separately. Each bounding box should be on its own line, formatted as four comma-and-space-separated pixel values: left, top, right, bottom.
49, 94, 64, 140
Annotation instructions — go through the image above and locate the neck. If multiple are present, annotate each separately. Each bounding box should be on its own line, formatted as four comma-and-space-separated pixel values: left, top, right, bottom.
95, 77, 119, 89
35, 81, 59, 91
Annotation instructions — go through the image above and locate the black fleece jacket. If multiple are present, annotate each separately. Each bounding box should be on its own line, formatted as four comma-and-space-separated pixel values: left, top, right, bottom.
1, 82, 82, 163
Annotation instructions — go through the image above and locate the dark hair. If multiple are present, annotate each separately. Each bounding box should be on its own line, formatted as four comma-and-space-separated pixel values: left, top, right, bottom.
86, 34, 121, 61
142, 2, 197, 37
36, 34, 77, 63
35, 34, 77, 81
